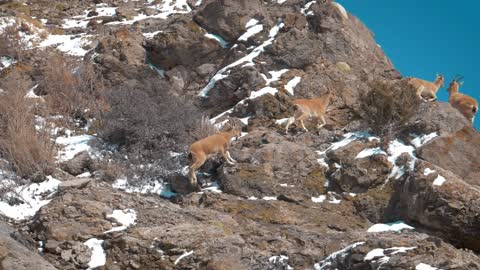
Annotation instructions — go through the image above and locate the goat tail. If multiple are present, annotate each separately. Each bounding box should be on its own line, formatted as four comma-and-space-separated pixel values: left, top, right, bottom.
187, 152, 193, 163
473, 105, 478, 114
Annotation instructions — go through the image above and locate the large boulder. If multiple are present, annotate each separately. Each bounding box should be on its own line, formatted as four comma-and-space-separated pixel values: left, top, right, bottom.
0, 221, 57, 270
220, 129, 327, 199
388, 159, 480, 251
417, 126, 480, 186
193, 0, 267, 43
145, 18, 225, 70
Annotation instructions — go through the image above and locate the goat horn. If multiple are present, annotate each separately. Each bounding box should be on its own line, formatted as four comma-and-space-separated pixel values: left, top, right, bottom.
454, 74, 464, 82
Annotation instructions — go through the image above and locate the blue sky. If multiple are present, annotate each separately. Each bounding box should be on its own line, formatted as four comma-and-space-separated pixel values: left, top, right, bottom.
337, 0, 479, 128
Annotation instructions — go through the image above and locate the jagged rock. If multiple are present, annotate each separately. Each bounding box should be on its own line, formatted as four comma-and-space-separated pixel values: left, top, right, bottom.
30, 190, 113, 241
145, 18, 225, 70
169, 174, 197, 195
220, 130, 327, 199
61, 150, 92, 176
58, 177, 92, 191
417, 126, 480, 186
0, 221, 57, 270
115, 7, 138, 20
388, 159, 480, 251
193, 0, 267, 43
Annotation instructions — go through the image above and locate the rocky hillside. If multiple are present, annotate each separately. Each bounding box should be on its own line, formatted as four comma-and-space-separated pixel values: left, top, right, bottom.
0, 0, 479, 269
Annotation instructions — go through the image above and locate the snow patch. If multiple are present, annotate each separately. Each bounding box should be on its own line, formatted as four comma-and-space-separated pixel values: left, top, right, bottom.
204, 33, 229, 48
311, 195, 326, 203
364, 246, 416, 265
386, 140, 416, 180
284, 76, 301, 95
174, 250, 194, 265
314, 242, 365, 270
238, 24, 263, 41
355, 147, 387, 159
367, 221, 414, 233
411, 132, 438, 148
198, 22, 284, 97
268, 255, 293, 270
423, 168, 435, 176
104, 209, 137, 233
143, 30, 163, 39
112, 178, 177, 198
55, 135, 95, 162
249, 86, 278, 99
433, 175, 446, 186
275, 118, 290, 125
261, 69, 289, 85
0, 176, 60, 220
263, 196, 278, 201
84, 238, 106, 269
24, 84, 44, 101
39, 34, 92, 57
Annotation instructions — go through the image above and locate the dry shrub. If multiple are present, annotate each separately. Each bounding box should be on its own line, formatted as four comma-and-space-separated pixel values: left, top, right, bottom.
0, 77, 55, 181
0, 25, 27, 60
42, 56, 106, 126
361, 80, 421, 140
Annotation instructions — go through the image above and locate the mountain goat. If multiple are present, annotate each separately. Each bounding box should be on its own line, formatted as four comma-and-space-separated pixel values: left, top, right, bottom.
406, 73, 444, 102
188, 120, 241, 188
285, 91, 332, 133
447, 76, 478, 124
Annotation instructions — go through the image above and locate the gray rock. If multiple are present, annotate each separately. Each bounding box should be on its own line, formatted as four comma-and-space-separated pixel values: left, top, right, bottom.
58, 178, 92, 191
61, 151, 92, 176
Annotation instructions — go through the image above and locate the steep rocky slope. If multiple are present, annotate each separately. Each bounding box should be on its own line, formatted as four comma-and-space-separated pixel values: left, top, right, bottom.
0, 0, 479, 269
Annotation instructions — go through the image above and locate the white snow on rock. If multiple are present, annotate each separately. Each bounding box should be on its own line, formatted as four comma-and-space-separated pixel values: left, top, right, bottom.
367, 221, 414, 233
249, 86, 278, 99
104, 209, 137, 233
411, 132, 438, 148
174, 250, 194, 265
204, 33, 229, 48
199, 181, 222, 194
268, 255, 293, 270
24, 84, 45, 101
433, 174, 446, 186
314, 242, 365, 270
39, 34, 92, 57
364, 246, 416, 265
261, 69, 289, 85
317, 132, 380, 156
263, 196, 278, 201
0, 176, 60, 220
84, 238, 106, 269
143, 30, 163, 39
386, 140, 416, 180
198, 22, 285, 97
56, 135, 95, 162
0, 56, 15, 71
311, 195, 326, 203
284, 76, 301, 95
112, 178, 177, 198
238, 23, 263, 41
108, 0, 191, 25
355, 147, 387, 159
416, 263, 441, 270
301, 1, 316, 15
423, 168, 435, 176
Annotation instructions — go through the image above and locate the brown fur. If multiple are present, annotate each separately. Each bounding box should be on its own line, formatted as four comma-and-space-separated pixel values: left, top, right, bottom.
447, 80, 478, 124
188, 124, 241, 187
407, 74, 444, 102
285, 93, 332, 133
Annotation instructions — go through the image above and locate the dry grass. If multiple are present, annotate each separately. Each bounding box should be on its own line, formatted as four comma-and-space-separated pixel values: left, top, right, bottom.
0, 25, 27, 60
193, 115, 218, 140
0, 77, 55, 181
42, 57, 106, 128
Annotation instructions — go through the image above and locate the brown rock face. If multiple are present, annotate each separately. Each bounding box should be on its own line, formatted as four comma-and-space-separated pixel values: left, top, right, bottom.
417, 126, 480, 186
220, 130, 327, 199
389, 160, 480, 251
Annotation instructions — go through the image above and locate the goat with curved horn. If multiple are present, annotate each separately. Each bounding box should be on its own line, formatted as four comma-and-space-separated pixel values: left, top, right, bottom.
447, 77, 478, 124
406, 73, 444, 102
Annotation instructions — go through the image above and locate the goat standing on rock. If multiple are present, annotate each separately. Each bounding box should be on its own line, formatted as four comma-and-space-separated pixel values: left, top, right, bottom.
285, 91, 332, 133
406, 73, 444, 102
188, 120, 241, 189
447, 76, 478, 124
